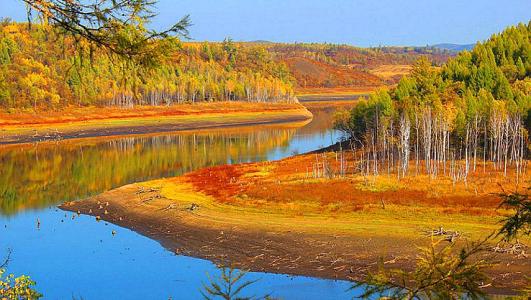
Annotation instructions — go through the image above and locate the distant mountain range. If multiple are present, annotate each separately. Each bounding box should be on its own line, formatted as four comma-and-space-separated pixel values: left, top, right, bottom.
247, 41, 475, 52
247, 40, 275, 44
431, 43, 475, 52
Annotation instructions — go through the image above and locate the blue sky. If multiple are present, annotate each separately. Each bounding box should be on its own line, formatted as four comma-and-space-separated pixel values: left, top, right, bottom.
1, 0, 530, 46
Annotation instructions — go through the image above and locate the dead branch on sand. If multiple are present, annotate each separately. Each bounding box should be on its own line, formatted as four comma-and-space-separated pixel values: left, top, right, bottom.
424, 226, 461, 242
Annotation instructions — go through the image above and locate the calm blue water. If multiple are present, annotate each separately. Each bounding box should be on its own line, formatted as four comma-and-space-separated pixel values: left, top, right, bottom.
0, 106, 363, 299
1, 209, 356, 299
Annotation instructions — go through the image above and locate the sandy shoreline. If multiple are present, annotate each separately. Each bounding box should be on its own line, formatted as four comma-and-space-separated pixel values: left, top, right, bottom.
59, 184, 428, 286
60, 174, 530, 295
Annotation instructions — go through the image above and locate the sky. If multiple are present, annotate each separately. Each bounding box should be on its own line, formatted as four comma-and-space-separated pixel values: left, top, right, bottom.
1, 0, 530, 47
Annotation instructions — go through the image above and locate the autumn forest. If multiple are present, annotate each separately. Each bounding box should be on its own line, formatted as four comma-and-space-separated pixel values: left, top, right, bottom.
0, 20, 457, 111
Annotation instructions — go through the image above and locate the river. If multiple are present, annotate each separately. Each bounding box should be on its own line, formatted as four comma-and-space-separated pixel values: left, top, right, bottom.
0, 105, 364, 299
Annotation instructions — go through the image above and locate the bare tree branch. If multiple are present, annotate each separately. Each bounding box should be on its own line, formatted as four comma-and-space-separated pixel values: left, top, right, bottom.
0, 248, 12, 269
21, 0, 191, 60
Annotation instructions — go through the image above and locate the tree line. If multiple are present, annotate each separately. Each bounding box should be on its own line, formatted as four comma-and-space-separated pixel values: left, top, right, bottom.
335, 22, 531, 181
0, 21, 295, 110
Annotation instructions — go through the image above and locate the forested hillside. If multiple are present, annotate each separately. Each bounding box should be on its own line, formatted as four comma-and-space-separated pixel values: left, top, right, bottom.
268, 43, 453, 88
0, 22, 295, 110
336, 22, 530, 179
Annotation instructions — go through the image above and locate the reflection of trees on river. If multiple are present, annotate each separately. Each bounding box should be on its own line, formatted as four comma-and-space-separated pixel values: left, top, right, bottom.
0, 127, 296, 215
298, 106, 352, 136
298, 107, 336, 135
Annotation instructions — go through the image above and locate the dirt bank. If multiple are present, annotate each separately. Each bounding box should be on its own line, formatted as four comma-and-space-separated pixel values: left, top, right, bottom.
0, 102, 312, 145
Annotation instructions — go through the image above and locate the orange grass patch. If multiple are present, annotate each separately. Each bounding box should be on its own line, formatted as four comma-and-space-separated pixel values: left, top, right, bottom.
184, 163, 248, 202
183, 152, 528, 217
